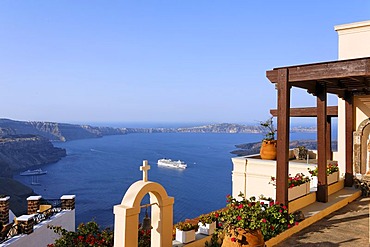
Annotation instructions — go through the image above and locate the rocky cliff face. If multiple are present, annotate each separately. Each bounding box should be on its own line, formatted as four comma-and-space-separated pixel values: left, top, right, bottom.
0, 135, 66, 177
0, 119, 128, 141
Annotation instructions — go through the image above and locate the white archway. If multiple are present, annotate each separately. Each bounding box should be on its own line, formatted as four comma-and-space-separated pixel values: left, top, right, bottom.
113, 161, 174, 247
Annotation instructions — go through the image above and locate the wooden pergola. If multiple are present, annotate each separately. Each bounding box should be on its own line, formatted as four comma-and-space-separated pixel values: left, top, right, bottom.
266, 57, 370, 206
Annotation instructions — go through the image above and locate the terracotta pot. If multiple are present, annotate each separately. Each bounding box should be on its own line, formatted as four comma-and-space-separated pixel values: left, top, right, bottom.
260, 140, 277, 160
222, 229, 264, 247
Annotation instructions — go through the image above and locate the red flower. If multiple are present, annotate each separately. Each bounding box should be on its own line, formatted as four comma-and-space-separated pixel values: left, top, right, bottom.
288, 224, 291, 228
218, 222, 223, 227
231, 237, 236, 242
270, 225, 275, 230
295, 222, 299, 226
237, 216, 242, 221
282, 205, 287, 210
215, 213, 219, 218
261, 218, 267, 223
260, 201, 264, 205
238, 204, 243, 209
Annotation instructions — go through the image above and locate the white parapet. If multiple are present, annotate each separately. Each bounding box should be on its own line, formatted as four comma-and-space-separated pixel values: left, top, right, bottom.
232, 154, 317, 201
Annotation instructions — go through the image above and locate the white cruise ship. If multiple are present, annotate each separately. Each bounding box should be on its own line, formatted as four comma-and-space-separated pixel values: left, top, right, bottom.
157, 159, 187, 169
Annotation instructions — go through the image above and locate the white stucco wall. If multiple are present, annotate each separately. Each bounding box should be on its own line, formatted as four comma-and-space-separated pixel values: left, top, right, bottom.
335, 20, 370, 174
232, 155, 317, 201
2, 210, 75, 247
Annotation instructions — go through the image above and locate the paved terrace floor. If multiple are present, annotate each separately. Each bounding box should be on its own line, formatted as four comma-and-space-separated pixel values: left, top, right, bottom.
276, 196, 369, 247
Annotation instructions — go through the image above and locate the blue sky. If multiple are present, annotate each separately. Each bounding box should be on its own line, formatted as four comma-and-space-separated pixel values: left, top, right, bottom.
0, 1, 369, 125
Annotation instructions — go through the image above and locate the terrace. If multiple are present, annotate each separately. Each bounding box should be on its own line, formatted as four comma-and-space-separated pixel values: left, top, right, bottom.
0, 195, 75, 247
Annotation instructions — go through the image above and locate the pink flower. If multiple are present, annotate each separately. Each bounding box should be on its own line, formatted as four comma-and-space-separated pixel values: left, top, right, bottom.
261, 219, 267, 223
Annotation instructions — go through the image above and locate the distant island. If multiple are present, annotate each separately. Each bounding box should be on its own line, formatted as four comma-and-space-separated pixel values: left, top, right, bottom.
0, 119, 317, 142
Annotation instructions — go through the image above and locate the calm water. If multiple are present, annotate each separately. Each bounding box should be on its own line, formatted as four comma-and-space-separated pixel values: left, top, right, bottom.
14, 132, 316, 228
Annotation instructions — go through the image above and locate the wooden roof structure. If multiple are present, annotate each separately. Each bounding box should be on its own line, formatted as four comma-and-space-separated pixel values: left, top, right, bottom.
266, 57, 370, 206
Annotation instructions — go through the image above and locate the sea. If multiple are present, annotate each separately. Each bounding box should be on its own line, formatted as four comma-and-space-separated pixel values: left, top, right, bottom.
14, 131, 318, 228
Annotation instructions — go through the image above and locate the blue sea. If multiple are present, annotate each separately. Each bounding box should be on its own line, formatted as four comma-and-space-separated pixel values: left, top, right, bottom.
14, 132, 317, 228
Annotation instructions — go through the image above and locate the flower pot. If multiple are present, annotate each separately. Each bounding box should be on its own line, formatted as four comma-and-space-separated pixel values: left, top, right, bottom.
198, 221, 216, 235
260, 140, 277, 160
175, 228, 195, 244
222, 229, 264, 247
328, 171, 339, 185
288, 182, 310, 201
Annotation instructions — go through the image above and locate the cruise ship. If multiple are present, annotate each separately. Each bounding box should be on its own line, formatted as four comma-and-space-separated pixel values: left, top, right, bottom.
20, 169, 47, 176
157, 159, 187, 169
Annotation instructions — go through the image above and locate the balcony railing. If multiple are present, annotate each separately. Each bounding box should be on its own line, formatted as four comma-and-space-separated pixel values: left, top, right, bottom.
0, 198, 63, 244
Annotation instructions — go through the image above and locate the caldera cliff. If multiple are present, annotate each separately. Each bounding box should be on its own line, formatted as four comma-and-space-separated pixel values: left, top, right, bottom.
0, 134, 66, 177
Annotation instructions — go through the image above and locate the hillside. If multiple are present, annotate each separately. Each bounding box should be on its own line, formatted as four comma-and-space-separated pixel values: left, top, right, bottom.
0, 134, 66, 177
0, 177, 35, 215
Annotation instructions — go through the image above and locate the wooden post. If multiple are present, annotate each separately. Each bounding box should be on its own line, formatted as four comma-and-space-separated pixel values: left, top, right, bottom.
317, 84, 328, 203
345, 93, 354, 187
326, 116, 332, 160
276, 68, 290, 207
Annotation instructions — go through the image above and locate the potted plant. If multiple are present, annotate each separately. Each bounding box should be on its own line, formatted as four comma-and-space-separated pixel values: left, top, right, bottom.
218, 195, 265, 247
270, 173, 311, 201
174, 221, 199, 244
198, 212, 217, 235
308, 162, 339, 185
217, 194, 297, 246
259, 117, 277, 160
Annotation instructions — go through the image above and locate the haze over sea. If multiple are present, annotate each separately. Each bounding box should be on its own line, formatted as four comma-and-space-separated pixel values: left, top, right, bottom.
14, 129, 318, 228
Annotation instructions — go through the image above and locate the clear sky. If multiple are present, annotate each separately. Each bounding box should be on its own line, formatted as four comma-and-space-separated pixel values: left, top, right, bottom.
0, 1, 369, 125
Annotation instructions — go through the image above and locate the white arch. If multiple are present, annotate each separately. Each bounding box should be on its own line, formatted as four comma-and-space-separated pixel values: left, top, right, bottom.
114, 180, 174, 247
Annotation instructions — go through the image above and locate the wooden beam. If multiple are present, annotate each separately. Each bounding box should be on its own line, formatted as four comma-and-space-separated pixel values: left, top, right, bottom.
345, 93, 354, 187
276, 68, 290, 207
270, 106, 338, 117
316, 84, 328, 203
266, 57, 370, 84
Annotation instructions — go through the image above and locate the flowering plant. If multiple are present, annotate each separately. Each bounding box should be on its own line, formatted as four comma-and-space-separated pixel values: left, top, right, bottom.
47, 221, 113, 247
198, 212, 218, 226
308, 163, 339, 177
270, 173, 310, 188
217, 194, 297, 242
174, 221, 199, 231
259, 117, 276, 141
